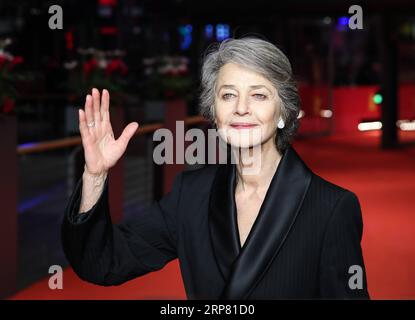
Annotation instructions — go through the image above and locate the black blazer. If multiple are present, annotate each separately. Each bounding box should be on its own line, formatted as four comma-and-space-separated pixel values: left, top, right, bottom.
61, 145, 369, 299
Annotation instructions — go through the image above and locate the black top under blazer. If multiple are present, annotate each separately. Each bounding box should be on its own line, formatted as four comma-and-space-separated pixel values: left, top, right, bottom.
61, 145, 370, 299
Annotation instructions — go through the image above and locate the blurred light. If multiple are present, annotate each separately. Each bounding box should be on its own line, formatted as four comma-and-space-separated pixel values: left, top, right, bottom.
113, 49, 125, 56
336, 16, 349, 31
65, 31, 73, 50
179, 24, 192, 50
216, 24, 230, 41
99, 0, 117, 5
98, 6, 113, 17
132, 26, 141, 34
358, 121, 382, 131
397, 120, 415, 131
179, 24, 192, 35
373, 93, 383, 105
29, 8, 41, 15
320, 109, 333, 118
63, 60, 78, 70
400, 23, 412, 36
2, 38, 12, 47
338, 16, 349, 26
298, 110, 305, 119
205, 24, 214, 38
18, 142, 37, 149
130, 7, 143, 17
100, 26, 118, 35
78, 47, 96, 55
323, 17, 332, 25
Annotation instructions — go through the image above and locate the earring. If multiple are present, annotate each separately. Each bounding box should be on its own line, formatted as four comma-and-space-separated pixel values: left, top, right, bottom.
277, 118, 285, 129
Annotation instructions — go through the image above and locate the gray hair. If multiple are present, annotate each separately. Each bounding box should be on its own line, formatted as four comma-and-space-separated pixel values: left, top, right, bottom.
199, 37, 300, 153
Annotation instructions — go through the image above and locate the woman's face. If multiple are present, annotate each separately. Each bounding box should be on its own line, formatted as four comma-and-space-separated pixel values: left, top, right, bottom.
214, 62, 281, 149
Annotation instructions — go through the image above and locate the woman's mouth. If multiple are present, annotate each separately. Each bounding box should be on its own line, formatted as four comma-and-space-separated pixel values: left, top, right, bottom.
230, 123, 259, 129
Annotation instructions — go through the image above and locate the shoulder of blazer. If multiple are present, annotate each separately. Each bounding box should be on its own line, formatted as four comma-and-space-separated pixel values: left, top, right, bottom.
308, 172, 359, 209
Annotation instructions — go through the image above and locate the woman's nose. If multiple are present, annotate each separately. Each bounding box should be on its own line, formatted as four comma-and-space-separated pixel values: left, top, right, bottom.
234, 96, 250, 115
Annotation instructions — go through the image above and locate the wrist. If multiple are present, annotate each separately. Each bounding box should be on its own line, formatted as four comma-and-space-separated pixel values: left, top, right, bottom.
83, 166, 108, 186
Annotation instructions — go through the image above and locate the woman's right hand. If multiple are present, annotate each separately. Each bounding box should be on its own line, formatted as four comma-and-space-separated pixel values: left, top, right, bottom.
79, 88, 139, 176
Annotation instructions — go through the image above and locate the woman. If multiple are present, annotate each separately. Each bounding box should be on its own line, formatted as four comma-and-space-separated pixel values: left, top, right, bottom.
61, 37, 369, 299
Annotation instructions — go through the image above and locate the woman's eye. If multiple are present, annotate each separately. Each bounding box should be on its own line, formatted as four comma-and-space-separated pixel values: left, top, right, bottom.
253, 94, 267, 100
222, 93, 235, 100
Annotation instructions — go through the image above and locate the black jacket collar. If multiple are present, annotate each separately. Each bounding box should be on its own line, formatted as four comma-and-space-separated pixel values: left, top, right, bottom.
208, 145, 312, 299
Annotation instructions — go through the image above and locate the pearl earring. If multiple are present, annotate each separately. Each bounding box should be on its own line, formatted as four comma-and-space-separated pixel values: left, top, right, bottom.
277, 118, 285, 129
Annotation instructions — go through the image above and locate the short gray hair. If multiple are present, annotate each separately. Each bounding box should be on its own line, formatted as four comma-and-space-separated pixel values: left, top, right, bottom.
199, 37, 300, 153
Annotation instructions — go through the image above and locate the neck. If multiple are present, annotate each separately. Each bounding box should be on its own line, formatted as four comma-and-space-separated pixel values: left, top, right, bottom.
233, 138, 282, 192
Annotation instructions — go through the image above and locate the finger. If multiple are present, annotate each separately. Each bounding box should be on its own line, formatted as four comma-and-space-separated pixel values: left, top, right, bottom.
116, 122, 139, 149
101, 89, 110, 122
78, 109, 90, 140
92, 88, 102, 123
84, 94, 94, 126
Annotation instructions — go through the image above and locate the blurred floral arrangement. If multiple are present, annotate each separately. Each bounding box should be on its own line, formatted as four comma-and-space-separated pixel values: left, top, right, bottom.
0, 38, 25, 114
63, 48, 128, 104
142, 55, 193, 100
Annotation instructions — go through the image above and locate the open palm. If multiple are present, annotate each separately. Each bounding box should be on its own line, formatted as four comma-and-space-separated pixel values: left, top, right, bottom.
79, 88, 138, 176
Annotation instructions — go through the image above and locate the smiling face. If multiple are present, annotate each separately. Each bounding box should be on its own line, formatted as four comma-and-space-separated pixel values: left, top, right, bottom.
214, 62, 281, 149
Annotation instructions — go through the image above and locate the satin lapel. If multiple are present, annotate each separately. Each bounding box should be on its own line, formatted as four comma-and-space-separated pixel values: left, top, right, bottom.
208, 162, 241, 281
220, 145, 313, 299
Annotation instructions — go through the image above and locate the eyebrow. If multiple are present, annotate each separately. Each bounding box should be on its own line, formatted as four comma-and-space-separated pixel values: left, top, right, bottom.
218, 84, 272, 93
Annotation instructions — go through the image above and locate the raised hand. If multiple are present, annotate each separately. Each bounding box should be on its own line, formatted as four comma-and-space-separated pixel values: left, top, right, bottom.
79, 88, 138, 176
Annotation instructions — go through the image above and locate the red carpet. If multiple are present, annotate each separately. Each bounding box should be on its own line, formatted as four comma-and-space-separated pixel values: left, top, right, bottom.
10, 130, 415, 300
11, 260, 186, 300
